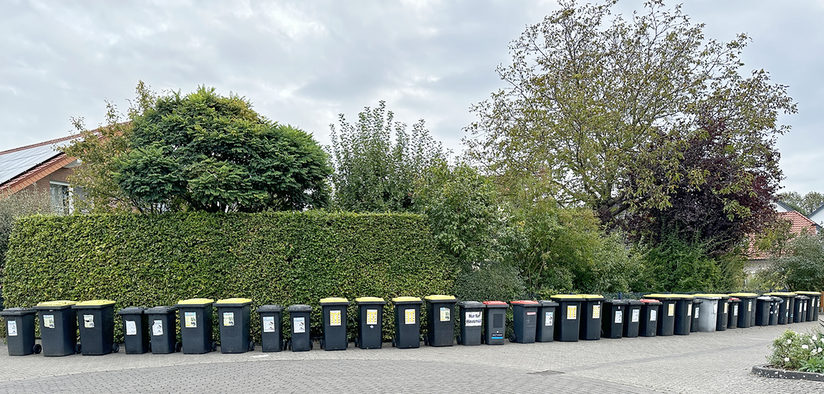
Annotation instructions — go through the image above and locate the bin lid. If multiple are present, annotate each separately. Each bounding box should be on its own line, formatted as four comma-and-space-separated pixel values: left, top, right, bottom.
145, 306, 177, 314
176, 298, 214, 306
756, 296, 773, 301
639, 299, 662, 305
319, 297, 350, 306
117, 307, 145, 315
0, 307, 36, 316
771, 297, 784, 303
794, 291, 819, 296
764, 292, 796, 297
606, 299, 628, 305
484, 301, 510, 308
424, 295, 457, 302
288, 304, 312, 312
34, 300, 76, 310
693, 294, 727, 299
644, 294, 689, 300
580, 294, 605, 300
626, 300, 643, 306
458, 301, 484, 308
550, 294, 587, 300
355, 297, 386, 305
728, 297, 740, 302
538, 300, 558, 307
73, 300, 117, 309
257, 304, 284, 313
215, 298, 252, 306
511, 300, 539, 306
728, 292, 758, 298
392, 296, 422, 304
797, 295, 810, 300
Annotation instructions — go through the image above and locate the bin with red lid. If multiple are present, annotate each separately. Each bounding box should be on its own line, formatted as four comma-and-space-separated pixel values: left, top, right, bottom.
638, 299, 661, 337
482, 301, 508, 345
510, 300, 539, 343
536, 300, 558, 342
579, 294, 604, 340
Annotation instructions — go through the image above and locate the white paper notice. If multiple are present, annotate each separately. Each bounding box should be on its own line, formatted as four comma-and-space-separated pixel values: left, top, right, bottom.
125, 320, 137, 336
7, 321, 17, 336
184, 312, 197, 328
263, 316, 276, 333
545, 311, 554, 326
650, 309, 658, 322
465, 311, 482, 327
43, 314, 55, 329
293, 317, 306, 333
84, 314, 95, 329
631, 309, 640, 323
152, 320, 164, 336
614, 310, 623, 324
223, 312, 235, 327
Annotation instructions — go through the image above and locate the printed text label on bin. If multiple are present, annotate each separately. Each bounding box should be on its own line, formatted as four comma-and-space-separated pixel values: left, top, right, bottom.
650, 309, 657, 322
223, 312, 235, 327
592, 305, 601, 319
262, 316, 276, 333
329, 310, 342, 326
545, 311, 554, 326
293, 317, 306, 333
404, 309, 416, 325
43, 314, 55, 329
152, 320, 163, 336
366, 309, 378, 325
439, 307, 450, 322
84, 315, 94, 329
667, 304, 675, 317
614, 310, 623, 324
184, 312, 197, 328
567, 305, 577, 320
7, 321, 17, 336
465, 311, 482, 327
125, 320, 137, 336
631, 309, 640, 323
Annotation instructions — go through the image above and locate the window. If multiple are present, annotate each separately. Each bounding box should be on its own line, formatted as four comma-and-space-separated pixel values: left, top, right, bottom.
49, 181, 70, 215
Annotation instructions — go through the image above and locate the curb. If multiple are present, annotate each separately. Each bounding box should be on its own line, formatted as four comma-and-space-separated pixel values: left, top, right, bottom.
751, 364, 824, 382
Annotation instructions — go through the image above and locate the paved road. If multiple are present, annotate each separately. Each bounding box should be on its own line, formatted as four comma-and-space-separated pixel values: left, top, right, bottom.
1, 321, 822, 393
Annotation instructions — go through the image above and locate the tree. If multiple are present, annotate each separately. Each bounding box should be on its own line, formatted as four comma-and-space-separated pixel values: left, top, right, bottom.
777, 191, 824, 216
115, 86, 331, 213
465, 0, 795, 237
330, 101, 446, 212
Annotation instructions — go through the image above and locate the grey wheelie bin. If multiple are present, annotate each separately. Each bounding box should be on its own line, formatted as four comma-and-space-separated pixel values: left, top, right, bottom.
624, 300, 642, 338
257, 305, 284, 352
145, 306, 178, 354
457, 301, 484, 346
692, 295, 721, 332
796, 291, 820, 321
215, 298, 253, 353
425, 295, 457, 347
483, 301, 508, 345
766, 292, 795, 324
355, 297, 386, 349
579, 295, 604, 340
794, 295, 809, 323
73, 300, 118, 355
727, 298, 740, 328
288, 304, 312, 352
34, 300, 77, 356
176, 298, 215, 354
639, 299, 661, 337
320, 297, 349, 351
392, 297, 422, 349
602, 300, 627, 339
729, 293, 757, 328
550, 295, 582, 342
118, 307, 148, 354
511, 300, 539, 343
644, 295, 682, 336
755, 296, 772, 326
714, 295, 729, 331
536, 300, 558, 342
1, 308, 40, 356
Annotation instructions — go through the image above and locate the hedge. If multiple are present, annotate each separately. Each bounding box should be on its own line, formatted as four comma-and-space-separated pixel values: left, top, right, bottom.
2, 211, 455, 342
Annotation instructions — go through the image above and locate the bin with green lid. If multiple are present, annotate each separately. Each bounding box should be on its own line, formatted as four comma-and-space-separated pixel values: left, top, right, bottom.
175, 298, 215, 354
644, 294, 684, 336
639, 299, 661, 337
34, 300, 78, 356
1, 308, 40, 356
692, 295, 721, 332
257, 305, 284, 352
794, 295, 809, 323
550, 295, 582, 342
320, 297, 350, 351
729, 293, 757, 328
425, 295, 457, 347
579, 294, 604, 340
355, 297, 386, 349
287, 304, 312, 351
73, 300, 118, 355
536, 300, 557, 342
727, 298, 740, 328
392, 297, 422, 349
510, 300, 539, 343
602, 299, 627, 339
457, 301, 484, 346
623, 300, 642, 338
215, 298, 254, 353
118, 307, 148, 354
795, 291, 820, 321
483, 301, 508, 345
145, 306, 178, 353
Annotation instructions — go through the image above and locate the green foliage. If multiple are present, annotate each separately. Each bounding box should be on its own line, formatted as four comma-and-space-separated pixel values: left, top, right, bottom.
769, 330, 824, 371
3, 212, 455, 342
639, 233, 740, 292
0, 188, 52, 271
778, 191, 824, 216
453, 263, 526, 302
115, 86, 331, 213
778, 234, 824, 291
330, 101, 446, 212
413, 161, 503, 271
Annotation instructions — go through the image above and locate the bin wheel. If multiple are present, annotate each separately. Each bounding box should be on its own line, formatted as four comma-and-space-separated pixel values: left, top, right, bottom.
282, 340, 287, 351
175, 342, 182, 352
319, 339, 324, 349
33, 344, 42, 354
211, 342, 218, 352
423, 337, 429, 346
148, 343, 152, 352
75, 344, 82, 354
456, 335, 462, 345
112, 343, 120, 353
391, 338, 396, 347
310, 341, 314, 350
248, 341, 255, 352
354, 338, 359, 348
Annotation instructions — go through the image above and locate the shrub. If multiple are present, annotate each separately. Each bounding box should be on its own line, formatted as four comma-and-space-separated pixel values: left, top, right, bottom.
3, 211, 455, 342
453, 263, 526, 302
769, 330, 824, 371
0, 188, 52, 271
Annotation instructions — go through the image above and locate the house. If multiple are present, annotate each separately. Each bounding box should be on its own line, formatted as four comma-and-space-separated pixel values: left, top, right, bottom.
745, 204, 819, 275
809, 203, 824, 229
0, 135, 83, 214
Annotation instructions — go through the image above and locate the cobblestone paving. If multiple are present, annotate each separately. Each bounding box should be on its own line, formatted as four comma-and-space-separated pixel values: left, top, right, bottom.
0, 321, 821, 393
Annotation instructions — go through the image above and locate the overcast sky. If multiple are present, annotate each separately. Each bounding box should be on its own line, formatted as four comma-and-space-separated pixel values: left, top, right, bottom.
2, 0, 822, 193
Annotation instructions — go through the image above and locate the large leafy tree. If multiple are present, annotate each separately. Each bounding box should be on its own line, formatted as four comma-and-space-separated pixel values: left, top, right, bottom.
777, 191, 824, 216
116, 86, 331, 213
465, 0, 795, 243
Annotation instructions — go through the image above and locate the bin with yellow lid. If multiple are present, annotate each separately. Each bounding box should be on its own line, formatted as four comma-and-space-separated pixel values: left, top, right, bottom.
320, 297, 350, 351
578, 294, 604, 340
355, 297, 386, 349
34, 300, 78, 356
215, 298, 254, 354
549, 294, 585, 341
765, 292, 796, 324
424, 295, 457, 346
391, 296, 422, 349
72, 300, 118, 355
795, 291, 821, 320
175, 298, 215, 354
729, 292, 758, 328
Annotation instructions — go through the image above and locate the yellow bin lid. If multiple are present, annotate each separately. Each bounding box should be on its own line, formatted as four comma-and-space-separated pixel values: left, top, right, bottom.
215, 298, 252, 305
392, 296, 422, 304
177, 298, 215, 306
320, 297, 350, 304
579, 294, 604, 300
693, 294, 728, 299
355, 297, 385, 303
728, 292, 758, 298
424, 295, 456, 302
37, 300, 77, 307
794, 291, 820, 295
765, 292, 797, 296
644, 294, 692, 299
75, 300, 116, 307
550, 294, 587, 300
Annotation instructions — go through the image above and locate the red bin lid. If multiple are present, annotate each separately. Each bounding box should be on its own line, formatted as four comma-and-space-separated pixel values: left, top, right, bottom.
483, 301, 508, 306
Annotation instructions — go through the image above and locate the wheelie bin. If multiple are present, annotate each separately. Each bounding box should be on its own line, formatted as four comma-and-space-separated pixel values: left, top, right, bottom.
215, 298, 253, 353
118, 307, 148, 354
176, 298, 215, 354
602, 299, 627, 339
714, 295, 729, 332
795, 291, 820, 321
644, 294, 683, 336
769, 297, 782, 325
457, 301, 484, 346
424, 295, 457, 347
755, 296, 772, 326
257, 305, 284, 352
729, 293, 757, 328
579, 294, 604, 340
536, 300, 558, 342
320, 297, 349, 351
692, 295, 720, 332
1, 308, 40, 356
511, 300, 539, 343
288, 304, 312, 352
765, 292, 795, 324
355, 297, 386, 349
794, 295, 809, 323
34, 300, 77, 356
551, 295, 582, 342
483, 301, 507, 345
639, 299, 661, 337
624, 300, 642, 338
727, 298, 740, 328
673, 295, 694, 335
392, 297, 422, 349
145, 306, 178, 354
73, 300, 118, 355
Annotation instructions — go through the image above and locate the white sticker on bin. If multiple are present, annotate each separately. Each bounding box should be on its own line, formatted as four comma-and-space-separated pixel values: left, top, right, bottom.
223, 312, 235, 327
567, 305, 577, 320
545, 311, 554, 326
84, 314, 95, 329
125, 320, 137, 336
465, 311, 482, 327
366, 309, 379, 326
184, 312, 197, 328
329, 310, 342, 327
734, 305, 738, 316
724, 303, 728, 314
687, 306, 692, 317
152, 320, 164, 336
43, 314, 55, 329
631, 309, 640, 323
695, 307, 700, 319
293, 317, 306, 333
667, 304, 674, 317
7, 321, 17, 336
439, 307, 451, 322
592, 304, 601, 319
650, 309, 657, 322
404, 308, 416, 325
614, 310, 623, 324
262, 316, 276, 333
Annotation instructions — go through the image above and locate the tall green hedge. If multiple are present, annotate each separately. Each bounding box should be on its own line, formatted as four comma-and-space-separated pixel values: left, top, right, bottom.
3, 211, 455, 342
